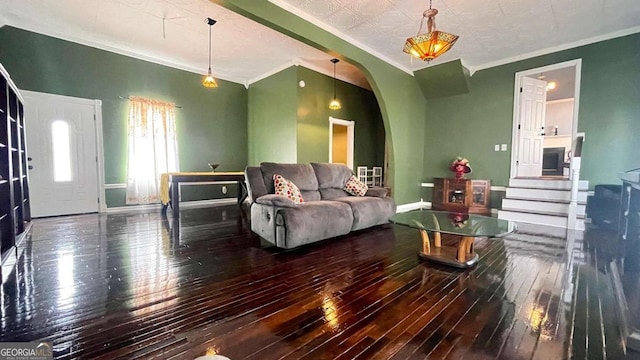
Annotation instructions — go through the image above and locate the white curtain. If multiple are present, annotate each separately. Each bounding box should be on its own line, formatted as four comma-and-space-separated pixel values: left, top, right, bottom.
125, 97, 178, 204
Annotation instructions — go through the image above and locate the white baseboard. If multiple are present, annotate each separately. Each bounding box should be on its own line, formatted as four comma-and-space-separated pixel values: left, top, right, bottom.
105, 198, 236, 213
396, 201, 432, 213
397, 200, 501, 216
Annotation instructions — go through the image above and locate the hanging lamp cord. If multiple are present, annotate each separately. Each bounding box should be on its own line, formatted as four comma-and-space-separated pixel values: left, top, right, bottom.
416, 0, 437, 36
208, 24, 212, 73
333, 62, 337, 99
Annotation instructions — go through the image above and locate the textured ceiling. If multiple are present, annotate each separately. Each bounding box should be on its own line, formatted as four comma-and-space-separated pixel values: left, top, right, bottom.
274, 0, 640, 72
0, 0, 639, 88
0, 0, 370, 88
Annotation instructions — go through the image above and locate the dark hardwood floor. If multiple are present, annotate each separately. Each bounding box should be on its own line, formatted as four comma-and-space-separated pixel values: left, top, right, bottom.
0, 204, 636, 359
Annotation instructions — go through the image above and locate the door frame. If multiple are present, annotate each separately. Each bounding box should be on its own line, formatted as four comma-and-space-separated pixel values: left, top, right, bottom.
328, 117, 354, 170
509, 59, 582, 179
21, 90, 106, 213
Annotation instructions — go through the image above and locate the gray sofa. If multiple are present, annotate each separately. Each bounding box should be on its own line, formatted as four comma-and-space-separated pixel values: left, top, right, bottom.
245, 162, 396, 249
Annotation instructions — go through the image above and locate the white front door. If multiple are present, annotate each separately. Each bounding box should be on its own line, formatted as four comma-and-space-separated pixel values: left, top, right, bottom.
516, 77, 547, 177
23, 91, 99, 217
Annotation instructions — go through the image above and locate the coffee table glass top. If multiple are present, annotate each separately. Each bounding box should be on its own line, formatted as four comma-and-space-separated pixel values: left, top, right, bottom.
390, 210, 515, 237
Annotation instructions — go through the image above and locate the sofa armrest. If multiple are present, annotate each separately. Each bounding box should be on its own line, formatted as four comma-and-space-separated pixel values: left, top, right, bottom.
255, 194, 298, 207
365, 187, 388, 198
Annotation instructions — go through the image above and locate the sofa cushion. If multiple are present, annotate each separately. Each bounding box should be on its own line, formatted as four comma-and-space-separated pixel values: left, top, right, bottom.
311, 163, 352, 188
274, 174, 304, 204
365, 187, 388, 197
344, 175, 368, 196
276, 201, 353, 248
260, 162, 320, 201
319, 188, 351, 200
334, 196, 396, 231
245, 166, 268, 202
255, 194, 298, 207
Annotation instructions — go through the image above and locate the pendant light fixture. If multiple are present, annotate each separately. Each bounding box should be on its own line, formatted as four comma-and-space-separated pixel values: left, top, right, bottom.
329, 58, 341, 110
202, 17, 218, 88
403, 0, 459, 62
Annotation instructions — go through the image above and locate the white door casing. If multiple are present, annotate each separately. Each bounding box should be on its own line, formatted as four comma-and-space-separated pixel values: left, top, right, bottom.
23, 91, 103, 217
328, 117, 354, 170
516, 77, 547, 177
510, 59, 582, 179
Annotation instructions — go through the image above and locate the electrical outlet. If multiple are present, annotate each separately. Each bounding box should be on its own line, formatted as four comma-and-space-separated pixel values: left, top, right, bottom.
494, 144, 500, 151
222, 185, 227, 195
501, 144, 508, 151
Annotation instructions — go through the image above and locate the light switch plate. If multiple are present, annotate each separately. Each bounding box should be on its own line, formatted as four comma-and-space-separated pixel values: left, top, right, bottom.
494, 144, 500, 151
501, 144, 508, 151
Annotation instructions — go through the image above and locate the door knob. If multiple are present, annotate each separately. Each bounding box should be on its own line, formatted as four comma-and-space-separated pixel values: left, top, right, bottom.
28, 165, 34, 170
27, 157, 33, 161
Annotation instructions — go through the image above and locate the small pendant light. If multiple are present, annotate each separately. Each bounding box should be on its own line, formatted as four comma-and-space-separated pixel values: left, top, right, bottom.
329, 58, 341, 110
202, 18, 218, 88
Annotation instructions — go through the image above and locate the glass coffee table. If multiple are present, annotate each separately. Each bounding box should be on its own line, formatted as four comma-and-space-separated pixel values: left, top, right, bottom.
390, 210, 515, 268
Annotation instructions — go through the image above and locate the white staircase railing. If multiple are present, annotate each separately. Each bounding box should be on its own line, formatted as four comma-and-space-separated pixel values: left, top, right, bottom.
567, 135, 584, 230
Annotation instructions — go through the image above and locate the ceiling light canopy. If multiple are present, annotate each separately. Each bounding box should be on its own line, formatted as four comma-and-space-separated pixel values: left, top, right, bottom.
202, 17, 218, 88
403, 0, 459, 63
329, 58, 341, 110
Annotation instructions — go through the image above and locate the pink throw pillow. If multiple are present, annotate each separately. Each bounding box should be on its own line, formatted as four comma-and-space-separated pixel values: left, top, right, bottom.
273, 174, 304, 204
344, 175, 368, 197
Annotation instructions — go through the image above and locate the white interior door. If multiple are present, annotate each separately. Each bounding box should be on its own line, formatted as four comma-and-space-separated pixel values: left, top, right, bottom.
516, 77, 547, 177
23, 91, 99, 217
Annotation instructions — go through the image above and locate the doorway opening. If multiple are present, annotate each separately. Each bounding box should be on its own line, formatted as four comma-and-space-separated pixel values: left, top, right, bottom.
328, 117, 354, 169
510, 59, 582, 179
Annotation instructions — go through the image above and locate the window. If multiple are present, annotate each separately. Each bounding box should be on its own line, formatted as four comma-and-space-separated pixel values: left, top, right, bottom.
125, 97, 178, 204
51, 120, 72, 182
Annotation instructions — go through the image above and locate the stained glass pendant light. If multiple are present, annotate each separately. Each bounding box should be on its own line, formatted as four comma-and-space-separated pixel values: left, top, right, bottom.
329, 58, 341, 110
202, 17, 218, 88
403, 0, 459, 62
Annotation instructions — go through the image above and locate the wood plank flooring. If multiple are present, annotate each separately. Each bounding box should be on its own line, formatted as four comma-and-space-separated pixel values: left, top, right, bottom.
0, 205, 635, 359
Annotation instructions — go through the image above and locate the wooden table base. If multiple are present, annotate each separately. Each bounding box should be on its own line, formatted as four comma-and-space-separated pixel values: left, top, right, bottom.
418, 229, 479, 268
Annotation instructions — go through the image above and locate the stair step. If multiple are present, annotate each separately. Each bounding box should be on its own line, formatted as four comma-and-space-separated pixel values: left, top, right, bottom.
502, 199, 586, 216
499, 210, 585, 230
509, 178, 589, 190
508, 223, 585, 239
505, 188, 588, 203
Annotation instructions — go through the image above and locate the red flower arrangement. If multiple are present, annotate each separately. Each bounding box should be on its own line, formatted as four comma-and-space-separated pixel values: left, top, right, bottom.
448, 212, 469, 228
449, 157, 472, 180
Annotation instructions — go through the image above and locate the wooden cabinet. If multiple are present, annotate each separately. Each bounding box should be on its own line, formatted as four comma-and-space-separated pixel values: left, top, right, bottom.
0, 64, 31, 267
432, 178, 490, 215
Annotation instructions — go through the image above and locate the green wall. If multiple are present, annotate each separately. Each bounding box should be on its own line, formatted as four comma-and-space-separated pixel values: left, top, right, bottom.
247, 66, 298, 165
296, 67, 384, 168
248, 65, 385, 170
213, 0, 427, 204
423, 33, 640, 189
0, 26, 248, 207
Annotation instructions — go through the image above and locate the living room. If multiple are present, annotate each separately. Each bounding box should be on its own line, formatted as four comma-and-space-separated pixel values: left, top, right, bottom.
0, 0, 639, 358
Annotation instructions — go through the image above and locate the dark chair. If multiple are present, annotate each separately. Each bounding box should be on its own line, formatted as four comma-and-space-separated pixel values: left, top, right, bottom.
586, 184, 622, 230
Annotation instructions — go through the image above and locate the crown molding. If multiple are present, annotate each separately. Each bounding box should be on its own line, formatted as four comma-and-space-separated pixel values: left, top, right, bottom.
246, 58, 372, 90
546, 98, 575, 105
246, 60, 296, 85
268, 0, 414, 76
3, 20, 244, 85
471, 26, 640, 73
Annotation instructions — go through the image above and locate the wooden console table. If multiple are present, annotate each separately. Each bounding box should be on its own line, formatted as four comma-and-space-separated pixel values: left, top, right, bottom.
160, 172, 247, 218
432, 178, 491, 215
